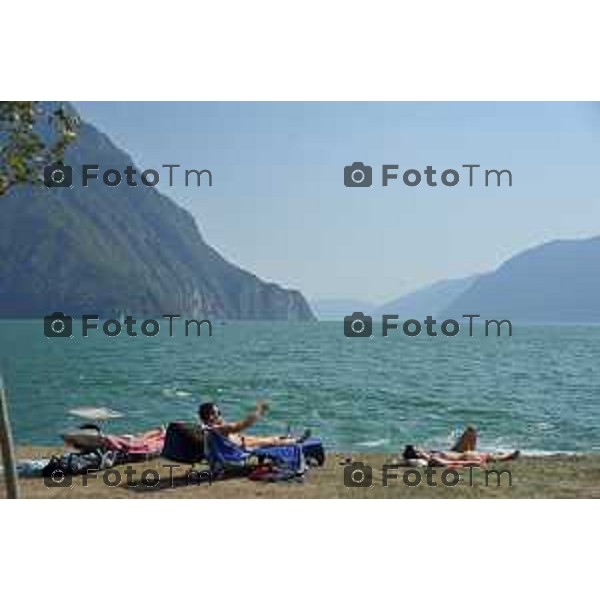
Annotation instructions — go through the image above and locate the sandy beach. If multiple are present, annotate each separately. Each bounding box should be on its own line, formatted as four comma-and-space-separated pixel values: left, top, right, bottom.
4, 446, 600, 499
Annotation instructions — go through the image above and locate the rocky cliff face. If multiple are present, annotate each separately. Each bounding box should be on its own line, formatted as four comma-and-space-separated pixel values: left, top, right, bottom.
0, 117, 314, 320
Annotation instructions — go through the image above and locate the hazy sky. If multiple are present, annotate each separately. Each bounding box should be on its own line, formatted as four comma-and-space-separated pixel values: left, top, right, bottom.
73, 102, 600, 304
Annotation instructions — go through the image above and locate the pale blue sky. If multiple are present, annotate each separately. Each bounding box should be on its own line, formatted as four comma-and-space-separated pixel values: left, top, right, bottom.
73, 102, 600, 304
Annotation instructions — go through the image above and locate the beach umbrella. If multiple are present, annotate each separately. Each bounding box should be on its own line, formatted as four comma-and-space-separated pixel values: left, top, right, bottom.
0, 371, 19, 499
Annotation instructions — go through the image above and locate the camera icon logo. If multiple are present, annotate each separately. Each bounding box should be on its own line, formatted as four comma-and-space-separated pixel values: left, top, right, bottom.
344, 162, 372, 187
44, 312, 73, 338
344, 312, 373, 338
43, 162, 73, 188
344, 461, 373, 488
43, 468, 73, 489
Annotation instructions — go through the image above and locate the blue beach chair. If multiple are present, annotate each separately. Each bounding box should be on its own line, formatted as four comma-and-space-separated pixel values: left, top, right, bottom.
203, 427, 306, 479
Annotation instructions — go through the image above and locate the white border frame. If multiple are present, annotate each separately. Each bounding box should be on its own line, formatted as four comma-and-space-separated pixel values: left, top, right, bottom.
3, 2, 600, 598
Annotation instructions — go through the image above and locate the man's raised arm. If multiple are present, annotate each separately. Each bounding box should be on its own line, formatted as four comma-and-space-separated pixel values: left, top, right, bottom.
216, 400, 269, 435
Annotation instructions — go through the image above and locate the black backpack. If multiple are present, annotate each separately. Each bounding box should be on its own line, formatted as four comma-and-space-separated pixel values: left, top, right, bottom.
162, 421, 205, 463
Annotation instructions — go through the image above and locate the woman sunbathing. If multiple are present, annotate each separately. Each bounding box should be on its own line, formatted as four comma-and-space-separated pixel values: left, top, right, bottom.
403, 426, 520, 467
198, 401, 310, 449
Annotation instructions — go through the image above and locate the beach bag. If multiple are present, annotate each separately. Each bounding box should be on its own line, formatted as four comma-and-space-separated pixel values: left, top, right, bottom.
41, 450, 117, 477
162, 421, 205, 463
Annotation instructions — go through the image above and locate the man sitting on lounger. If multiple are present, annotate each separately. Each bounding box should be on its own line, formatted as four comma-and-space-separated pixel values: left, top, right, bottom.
198, 401, 310, 449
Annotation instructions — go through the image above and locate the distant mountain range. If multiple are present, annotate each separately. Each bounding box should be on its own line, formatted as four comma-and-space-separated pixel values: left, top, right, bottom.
444, 237, 600, 322
311, 277, 475, 321
312, 277, 475, 320
314, 235, 600, 323
310, 299, 377, 321
0, 107, 314, 320
374, 276, 477, 318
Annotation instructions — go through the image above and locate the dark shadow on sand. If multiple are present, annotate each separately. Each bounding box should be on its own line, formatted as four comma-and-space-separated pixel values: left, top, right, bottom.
123, 467, 250, 494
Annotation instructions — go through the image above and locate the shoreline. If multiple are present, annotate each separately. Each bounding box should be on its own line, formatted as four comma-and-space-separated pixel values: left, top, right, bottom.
7, 444, 600, 458
2, 446, 599, 499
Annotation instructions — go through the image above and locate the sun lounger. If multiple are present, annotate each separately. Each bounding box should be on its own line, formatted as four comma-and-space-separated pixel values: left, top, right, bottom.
203, 427, 308, 478
46, 427, 166, 480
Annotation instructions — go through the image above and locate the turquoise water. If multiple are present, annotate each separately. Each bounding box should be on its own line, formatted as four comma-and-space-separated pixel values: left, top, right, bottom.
1, 320, 599, 453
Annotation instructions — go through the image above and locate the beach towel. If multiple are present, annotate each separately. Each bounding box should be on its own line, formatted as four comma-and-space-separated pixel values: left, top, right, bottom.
203, 427, 306, 478
63, 426, 165, 459
102, 428, 165, 456
0, 458, 52, 478
428, 453, 493, 468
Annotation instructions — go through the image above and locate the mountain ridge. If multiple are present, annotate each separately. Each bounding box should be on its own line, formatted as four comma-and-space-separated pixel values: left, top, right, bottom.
312, 233, 600, 324
0, 115, 314, 320
444, 235, 600, 322
374, 275, 478, 318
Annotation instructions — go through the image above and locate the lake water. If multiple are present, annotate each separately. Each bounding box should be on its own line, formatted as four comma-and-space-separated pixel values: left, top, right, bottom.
1, 319, 599, 453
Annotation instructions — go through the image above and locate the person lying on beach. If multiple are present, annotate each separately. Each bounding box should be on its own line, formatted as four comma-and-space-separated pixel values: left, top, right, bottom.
198, 401, 310, 449
403, 426, 520, 467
